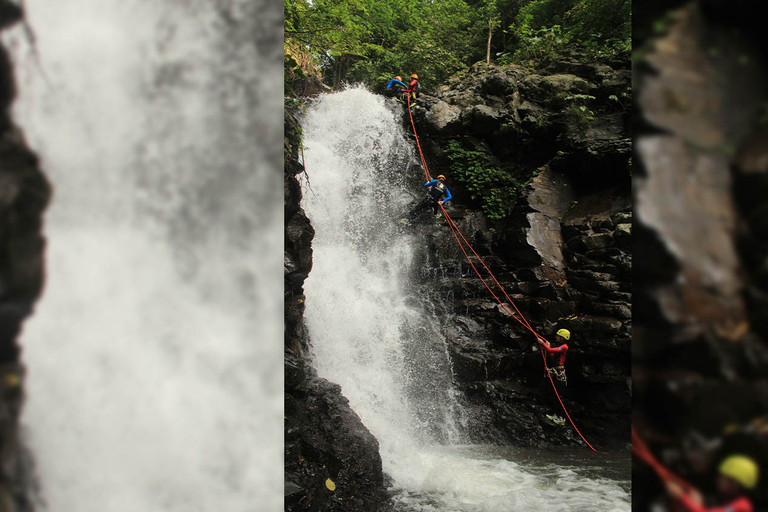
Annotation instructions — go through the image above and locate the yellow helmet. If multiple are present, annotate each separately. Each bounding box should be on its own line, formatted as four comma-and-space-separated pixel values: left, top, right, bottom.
411, 74, 418, 79
719, 455, 759, 489
556, 329, 571, 340
394, 75, 402, 81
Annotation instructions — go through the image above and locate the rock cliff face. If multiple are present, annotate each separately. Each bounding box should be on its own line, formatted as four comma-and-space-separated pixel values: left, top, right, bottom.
0, 4, 50, 511
284, 109, 390, 511
407, 58, 631, 447
633, 3, 768, 510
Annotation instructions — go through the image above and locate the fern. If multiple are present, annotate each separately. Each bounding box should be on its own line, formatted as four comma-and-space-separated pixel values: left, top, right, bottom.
445, 139, 534, 222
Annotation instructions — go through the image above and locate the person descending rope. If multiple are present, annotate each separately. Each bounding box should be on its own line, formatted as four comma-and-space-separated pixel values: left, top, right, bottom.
539, 329, 570, 426
384, 75, 407, 99
401, 174, 452, 222
665, 454, 758, 511
539, 328, 570, 384
404, 73, 421, 101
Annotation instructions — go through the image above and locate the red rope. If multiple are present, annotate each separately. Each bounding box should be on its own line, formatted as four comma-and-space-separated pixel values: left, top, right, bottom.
442, 210, 534, 332
405, 90, 598, 451
632, 427, 695, 491
406, 93, 530, 331
406, 93, 431, 182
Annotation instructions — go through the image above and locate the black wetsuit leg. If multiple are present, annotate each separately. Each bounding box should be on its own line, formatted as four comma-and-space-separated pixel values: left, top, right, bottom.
405, 195, 435, 220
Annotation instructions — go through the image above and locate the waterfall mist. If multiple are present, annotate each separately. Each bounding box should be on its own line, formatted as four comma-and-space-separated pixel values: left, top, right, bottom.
2, 1, 283, 510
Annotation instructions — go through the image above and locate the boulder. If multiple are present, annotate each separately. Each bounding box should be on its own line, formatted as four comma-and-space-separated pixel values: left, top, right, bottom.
425, 100, 462, 135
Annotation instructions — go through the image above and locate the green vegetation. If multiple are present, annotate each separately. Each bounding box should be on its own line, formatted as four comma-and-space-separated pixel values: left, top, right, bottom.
563, 93, 596, 130
445, 139, 535, 221
285, 0, 630, 90
286, 0, 477, 89
502, 0, 630, 66
284, 52, 305, 98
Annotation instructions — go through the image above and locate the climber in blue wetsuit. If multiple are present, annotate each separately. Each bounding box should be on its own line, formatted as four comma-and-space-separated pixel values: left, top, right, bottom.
402, 174, 452, 221
384, 75, 407, 98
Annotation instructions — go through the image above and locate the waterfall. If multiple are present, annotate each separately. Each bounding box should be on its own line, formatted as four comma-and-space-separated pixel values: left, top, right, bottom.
302, 87, 464, 483
3, 1, 282, 510
302, 88, 631, 511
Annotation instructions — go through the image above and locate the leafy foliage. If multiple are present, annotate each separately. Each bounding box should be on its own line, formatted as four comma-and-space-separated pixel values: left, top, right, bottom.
284, 51, 306, 99
284, 0, 630, 90
445, 139, 534, 221
503, 24, 565, 64
565, 0, 631, 58
286, 0, 480, 89
506, 0, 630, 66
562, 93, 596, 129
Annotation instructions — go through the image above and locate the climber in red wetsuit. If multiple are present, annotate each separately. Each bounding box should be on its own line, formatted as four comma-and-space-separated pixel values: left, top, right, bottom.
665, 454, 757, 512
538, 328, 570, 385
403, 73, 421, 101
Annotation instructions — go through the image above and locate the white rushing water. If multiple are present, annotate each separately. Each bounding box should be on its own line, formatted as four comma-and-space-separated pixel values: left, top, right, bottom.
302, 88, 630, 511
3, 1, 282, 510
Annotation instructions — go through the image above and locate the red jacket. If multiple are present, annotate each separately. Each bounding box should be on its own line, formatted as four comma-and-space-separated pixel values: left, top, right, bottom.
541, 343, 568, 367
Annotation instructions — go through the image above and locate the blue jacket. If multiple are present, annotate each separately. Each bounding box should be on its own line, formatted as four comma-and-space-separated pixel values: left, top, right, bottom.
386, 78, 407, 89
424, 179, 452, 203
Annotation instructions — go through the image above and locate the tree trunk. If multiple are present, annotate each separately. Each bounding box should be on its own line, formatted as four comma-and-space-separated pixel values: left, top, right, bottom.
486, 17, 493, 65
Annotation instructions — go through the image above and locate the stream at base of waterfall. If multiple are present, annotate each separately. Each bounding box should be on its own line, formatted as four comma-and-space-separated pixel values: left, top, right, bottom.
391, 445, 629, 512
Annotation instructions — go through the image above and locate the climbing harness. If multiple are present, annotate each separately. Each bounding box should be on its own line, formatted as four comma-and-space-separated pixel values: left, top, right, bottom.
549, 366, 567, 385
405, 93, 599, 452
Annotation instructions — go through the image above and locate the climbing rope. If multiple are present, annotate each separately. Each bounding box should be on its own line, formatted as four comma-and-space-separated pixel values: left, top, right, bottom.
405, 93, 599, 452
406, 93, 431, 182
632, 427, 695, 491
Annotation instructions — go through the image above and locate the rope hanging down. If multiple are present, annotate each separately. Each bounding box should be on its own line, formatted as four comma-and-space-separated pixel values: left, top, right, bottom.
405, 93, 598, 452
632, 427, 695, 491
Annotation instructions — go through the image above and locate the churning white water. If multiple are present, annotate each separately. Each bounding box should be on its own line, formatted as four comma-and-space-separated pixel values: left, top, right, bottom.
3, 1, 282, 511
301, 88, 630, 511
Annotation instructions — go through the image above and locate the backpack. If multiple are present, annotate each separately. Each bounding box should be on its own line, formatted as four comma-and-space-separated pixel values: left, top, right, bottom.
428, 180, 447, 199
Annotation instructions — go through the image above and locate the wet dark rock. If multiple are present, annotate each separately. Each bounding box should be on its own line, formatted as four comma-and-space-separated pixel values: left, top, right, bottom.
586, 301, 631, 321
285, 378, 388, 512
0, 6, 52, 510
424, 100, 462, 135
469, 104, 504, 135
451, 350, 489, 383
285, 210, 314, 292
568, 269, 615, 283
409, 56, 631, 449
